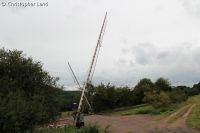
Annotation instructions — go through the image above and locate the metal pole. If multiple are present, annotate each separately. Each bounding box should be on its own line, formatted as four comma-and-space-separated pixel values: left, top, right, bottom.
77, 12, 107, 113
67, 62, 92, 111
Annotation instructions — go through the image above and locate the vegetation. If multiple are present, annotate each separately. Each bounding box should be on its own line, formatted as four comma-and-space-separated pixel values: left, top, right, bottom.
167, 104, 191, 123
91, 84, 134, 112
112, 104, 176, 116
112, 95, 200, 130
30, 125, 102, 133
187, 95, 200, 129
91, 78, 196, 112
0, 48, 64, 133
58, 91, 80, 112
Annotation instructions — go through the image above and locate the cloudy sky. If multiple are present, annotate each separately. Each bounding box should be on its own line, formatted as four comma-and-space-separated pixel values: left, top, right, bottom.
1, 0, 200, 89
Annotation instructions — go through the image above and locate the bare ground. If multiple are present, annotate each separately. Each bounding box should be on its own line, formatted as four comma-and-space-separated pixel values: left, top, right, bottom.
85, 104, 200, 133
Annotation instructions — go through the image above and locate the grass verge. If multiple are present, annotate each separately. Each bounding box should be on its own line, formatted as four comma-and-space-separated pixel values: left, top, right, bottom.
187, 96, 200, 129
31, 124, 103, 133
112, 104, 176, 116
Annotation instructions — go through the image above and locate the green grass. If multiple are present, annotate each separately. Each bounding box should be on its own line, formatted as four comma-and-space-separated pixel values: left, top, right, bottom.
100, 104, 147, 114
111, 104, 147, 112
112, 104, 176, 116
31, 124, 103, 133
112, 95, 200, 115
182, 95, 200, 106
187, 95, 200, 129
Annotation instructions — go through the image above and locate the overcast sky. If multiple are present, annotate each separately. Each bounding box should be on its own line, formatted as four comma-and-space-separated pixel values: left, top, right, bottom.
1, 0, 200, 89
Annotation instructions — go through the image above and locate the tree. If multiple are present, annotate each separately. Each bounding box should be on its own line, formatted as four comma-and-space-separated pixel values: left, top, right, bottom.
144, 79, 188, 108
0, 48, 61, 133
191, 82, 200, 95
155, 77, 171, 91
116, 87, 133, 107
132, 78, 154, 104
92, 84, 117, 112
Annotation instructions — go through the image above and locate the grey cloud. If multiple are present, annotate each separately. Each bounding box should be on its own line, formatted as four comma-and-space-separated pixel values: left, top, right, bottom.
132, 43, 156, 65
121, 48, 129, 54
115, 59, 127, 67
156, 50, 178, 65
71, 5, 86, 13
166, 65, 200, 86
156, 51, 169, 60
129, 60, 135, 67
116, 42, 200, 86
180, 0, 200, 18
86, 0, 100, 4
123, 42, 157, 65
192, 47, 200, 64
125, 42, 200, 66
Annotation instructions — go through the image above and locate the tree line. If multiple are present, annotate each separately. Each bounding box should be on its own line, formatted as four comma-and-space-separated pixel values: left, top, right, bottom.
90, 79, 200, 112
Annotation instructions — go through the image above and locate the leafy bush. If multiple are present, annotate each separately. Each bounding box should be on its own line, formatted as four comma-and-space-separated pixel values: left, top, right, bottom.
144, 91, 171, 108
0, 48, 62, 133
169, 88, 188, 103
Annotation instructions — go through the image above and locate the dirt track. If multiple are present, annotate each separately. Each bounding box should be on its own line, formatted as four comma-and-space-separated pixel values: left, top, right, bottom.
85, 104, 200, 133
85, 115, 155, 133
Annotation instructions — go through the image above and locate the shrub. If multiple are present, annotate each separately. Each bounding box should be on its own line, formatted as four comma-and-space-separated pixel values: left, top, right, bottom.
144, 91, 171, 108
169, 88, 188, 103
0, 48, 61, 133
